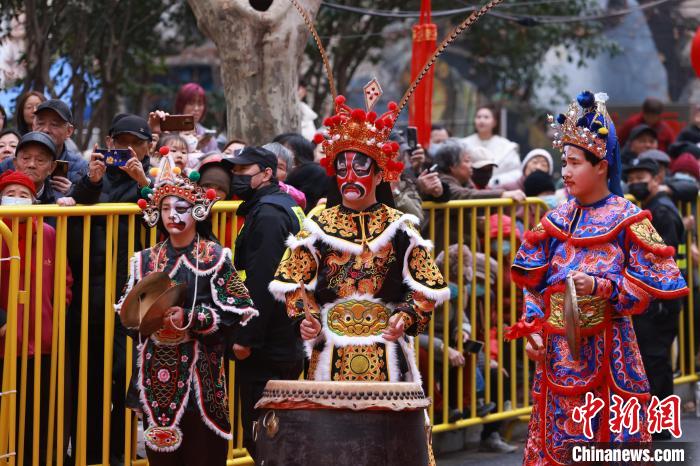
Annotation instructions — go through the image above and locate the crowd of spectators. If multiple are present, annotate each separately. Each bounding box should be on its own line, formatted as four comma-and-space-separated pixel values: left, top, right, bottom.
1, 85, 699, 461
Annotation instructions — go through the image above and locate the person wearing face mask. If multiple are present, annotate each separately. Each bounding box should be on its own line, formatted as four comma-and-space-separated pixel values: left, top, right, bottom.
225, 146, 305, 457
0, 170, 74, 464
623, 157, 685, 440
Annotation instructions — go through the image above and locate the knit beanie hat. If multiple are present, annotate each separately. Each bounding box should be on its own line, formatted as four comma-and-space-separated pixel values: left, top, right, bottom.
521, 148, 553, 175
670, 153, 700, 181
523, 170, 555, 197
0, 170, 37, 196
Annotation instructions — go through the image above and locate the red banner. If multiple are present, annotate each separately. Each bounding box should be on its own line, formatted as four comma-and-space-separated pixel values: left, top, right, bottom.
409, 0, 437, 148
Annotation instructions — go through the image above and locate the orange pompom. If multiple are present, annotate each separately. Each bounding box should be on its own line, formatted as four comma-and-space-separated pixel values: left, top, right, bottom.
206, 189, 217, 200
159, 146, 170, 156
312, 133, 325, 145
172, 166, 182, 175
149, 167, 160, 177
137, 199, 148, 209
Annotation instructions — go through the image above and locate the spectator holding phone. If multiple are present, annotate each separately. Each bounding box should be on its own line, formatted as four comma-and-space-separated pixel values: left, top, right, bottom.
174, 82, 218, 153
65, 113, 152, 465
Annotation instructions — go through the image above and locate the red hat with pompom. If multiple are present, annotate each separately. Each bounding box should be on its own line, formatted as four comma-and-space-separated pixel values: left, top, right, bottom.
314, 78, 404, 182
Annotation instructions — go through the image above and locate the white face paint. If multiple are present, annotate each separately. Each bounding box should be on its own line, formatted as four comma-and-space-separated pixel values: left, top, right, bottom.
160, 196, 196, 238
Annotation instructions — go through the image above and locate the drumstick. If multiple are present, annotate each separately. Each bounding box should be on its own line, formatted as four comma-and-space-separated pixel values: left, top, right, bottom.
298, 281, 312, 321
525, 334, 540, 351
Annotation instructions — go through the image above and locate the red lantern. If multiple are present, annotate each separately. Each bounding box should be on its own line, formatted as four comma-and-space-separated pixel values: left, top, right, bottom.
409, 0, 437, 149
692, 27, 700, 78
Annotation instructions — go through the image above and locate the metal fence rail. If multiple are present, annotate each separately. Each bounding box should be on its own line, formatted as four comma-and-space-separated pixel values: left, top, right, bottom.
0, 197, 697, 465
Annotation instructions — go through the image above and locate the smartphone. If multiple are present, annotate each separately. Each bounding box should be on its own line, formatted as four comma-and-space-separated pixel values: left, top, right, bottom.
463, 339, 484, 355
52, 160, 69, 178
96, 149, 132, 167
196, 129, 217, 150
428, 163, 438, 173
160, 114, 196, 132
406, 126, 418, 151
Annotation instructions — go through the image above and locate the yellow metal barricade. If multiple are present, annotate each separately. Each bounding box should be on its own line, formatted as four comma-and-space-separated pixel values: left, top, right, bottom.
0, 194, 697, 465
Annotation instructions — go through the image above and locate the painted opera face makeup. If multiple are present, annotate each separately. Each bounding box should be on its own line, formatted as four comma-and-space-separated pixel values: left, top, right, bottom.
161, 195, 196, 237
336, 151, 375, 203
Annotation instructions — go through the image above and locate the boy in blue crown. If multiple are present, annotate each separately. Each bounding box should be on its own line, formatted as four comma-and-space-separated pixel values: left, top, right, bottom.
506, 91, 688, 465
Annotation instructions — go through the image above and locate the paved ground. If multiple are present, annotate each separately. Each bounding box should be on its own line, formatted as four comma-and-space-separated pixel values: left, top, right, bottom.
436, 415, 700, 465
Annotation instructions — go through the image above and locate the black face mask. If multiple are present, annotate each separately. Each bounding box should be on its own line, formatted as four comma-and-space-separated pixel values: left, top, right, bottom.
628, 181, 650, 201
230, 174, 257, 200
471, 169, 492, 189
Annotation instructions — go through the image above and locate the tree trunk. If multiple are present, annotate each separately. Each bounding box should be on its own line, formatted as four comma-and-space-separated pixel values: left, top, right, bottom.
187, 0, 322, 145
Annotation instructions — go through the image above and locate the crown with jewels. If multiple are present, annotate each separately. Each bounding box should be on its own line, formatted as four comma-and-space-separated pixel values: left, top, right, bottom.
312, 78, 404, 182
549, 91, 611, 159
137, 147, 218, 227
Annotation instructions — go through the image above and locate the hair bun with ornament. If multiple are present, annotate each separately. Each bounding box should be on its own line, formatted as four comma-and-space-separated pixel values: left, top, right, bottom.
138, 151, 218, 227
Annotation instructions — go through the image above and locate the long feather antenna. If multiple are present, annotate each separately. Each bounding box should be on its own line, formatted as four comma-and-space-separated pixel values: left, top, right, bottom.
287, 0, 337, 101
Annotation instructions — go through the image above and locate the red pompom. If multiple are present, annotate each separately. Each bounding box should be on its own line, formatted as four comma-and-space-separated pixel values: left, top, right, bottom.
384, 117, 394, 126
137, 198, 148, 209
381, 143, 393, 154
390, 141, 399, 152
312, 133, 325, 145
375, 119, 385, 130
335, 95, 346, 105
159, 146, 170, 156
323, 117, 333, 127
367, 111, 377, 123
205, 189, 217, 200
332, 115, 342, 126
387, 101, 398, 111
351, 109, 366, 121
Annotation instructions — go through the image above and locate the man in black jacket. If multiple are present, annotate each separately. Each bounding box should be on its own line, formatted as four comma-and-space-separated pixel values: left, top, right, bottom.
624, 158, 685, 440
227, 146, 305, 458
66, 114, 152, 465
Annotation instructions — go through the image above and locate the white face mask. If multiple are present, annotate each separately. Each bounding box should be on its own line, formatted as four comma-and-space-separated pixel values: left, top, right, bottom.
1, 196, 33, 206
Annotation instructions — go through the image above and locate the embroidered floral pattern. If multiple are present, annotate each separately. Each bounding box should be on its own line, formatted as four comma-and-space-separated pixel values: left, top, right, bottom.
275, 245, 318, 284
408, 246, 446, 288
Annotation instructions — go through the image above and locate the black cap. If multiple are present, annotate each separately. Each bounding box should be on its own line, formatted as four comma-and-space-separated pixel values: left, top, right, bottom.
224, 146, 277, 172
109, 114, 152, 141
16, 131, 58, 160
35, 99, 73, 124
623, 157, 659, 176
668, 141, 700, 159
523, 170, 555, 197
628, 124, 657, 142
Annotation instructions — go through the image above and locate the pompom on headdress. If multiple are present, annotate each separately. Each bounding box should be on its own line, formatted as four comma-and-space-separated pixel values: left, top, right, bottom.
138, 146, 218, 227
548, 90, 623, 196
313, 79, 404, 182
